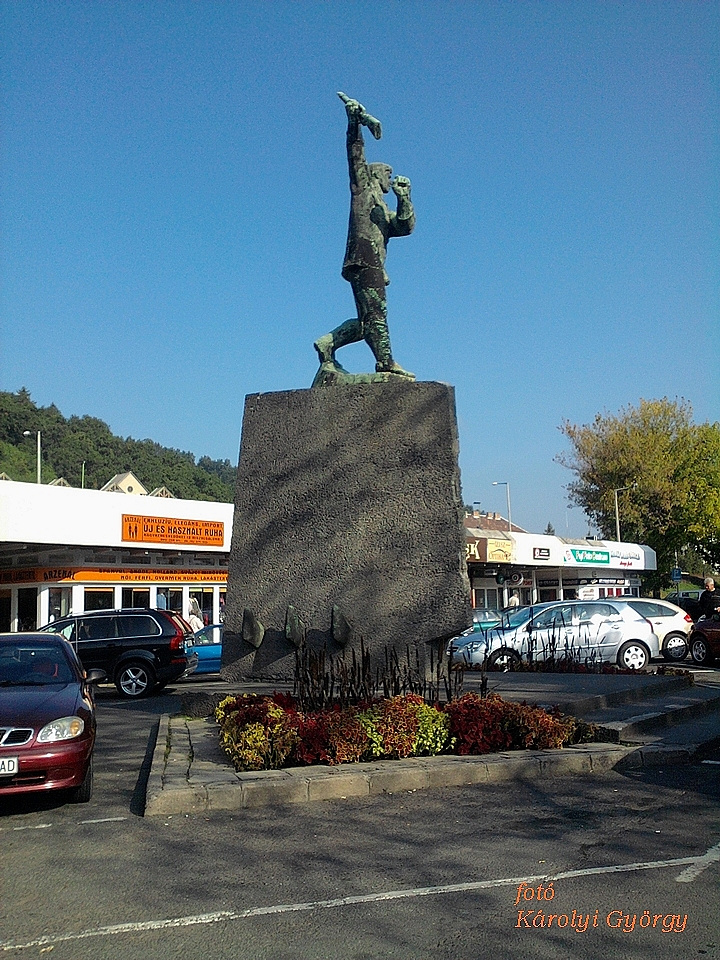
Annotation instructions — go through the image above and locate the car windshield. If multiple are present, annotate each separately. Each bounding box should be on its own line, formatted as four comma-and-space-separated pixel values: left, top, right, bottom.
0, 641, 75, 686
498, 606, 537, 629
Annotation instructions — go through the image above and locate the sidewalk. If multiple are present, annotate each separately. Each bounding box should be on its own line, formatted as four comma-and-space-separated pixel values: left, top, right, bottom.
145, 669, 720, 817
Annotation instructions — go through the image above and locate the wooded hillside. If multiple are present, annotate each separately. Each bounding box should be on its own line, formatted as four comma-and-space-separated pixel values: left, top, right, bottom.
0, 389, 236, 502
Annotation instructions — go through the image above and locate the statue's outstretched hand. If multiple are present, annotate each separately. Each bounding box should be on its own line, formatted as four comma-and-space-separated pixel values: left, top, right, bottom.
392, 176, 411, 198
337, 91, 382, 139
338, 91, 364, 119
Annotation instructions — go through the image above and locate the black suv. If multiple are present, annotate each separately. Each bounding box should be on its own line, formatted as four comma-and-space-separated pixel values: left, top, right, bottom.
42, 609, 196, 698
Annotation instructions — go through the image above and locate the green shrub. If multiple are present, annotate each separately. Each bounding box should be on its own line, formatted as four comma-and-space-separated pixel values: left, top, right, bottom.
215, 691, 596, 772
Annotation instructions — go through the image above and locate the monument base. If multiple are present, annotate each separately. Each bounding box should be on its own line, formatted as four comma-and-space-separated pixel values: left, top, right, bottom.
222, 381, 471, 680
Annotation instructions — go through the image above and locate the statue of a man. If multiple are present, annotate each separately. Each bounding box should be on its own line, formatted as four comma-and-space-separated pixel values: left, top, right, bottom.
314, 93, 416, 380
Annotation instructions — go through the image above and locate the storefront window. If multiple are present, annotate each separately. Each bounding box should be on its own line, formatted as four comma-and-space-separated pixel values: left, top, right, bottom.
49, 587, 72, 621
190, 588, 214, 625
0, 590, 10, 632
84, 589, 114, 611
121, 588, 150, 609
17, 587, 38, 630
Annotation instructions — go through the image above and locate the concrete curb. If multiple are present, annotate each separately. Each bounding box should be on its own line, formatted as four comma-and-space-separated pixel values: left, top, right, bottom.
143, 715, 693, 817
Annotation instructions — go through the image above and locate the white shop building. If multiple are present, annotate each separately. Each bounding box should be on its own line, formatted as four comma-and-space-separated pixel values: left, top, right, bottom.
465, 516, 657, 609
0, 480, 232, 632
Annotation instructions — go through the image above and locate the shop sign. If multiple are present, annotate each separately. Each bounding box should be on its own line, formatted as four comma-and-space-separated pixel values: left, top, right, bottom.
0, 568, 42, 584
564, 548, 610, 565
122, 514, 225, 547
533, 547, 551, 560
466, 538, 486, 562
0, 567, 228, 585
487, 538, 513, 563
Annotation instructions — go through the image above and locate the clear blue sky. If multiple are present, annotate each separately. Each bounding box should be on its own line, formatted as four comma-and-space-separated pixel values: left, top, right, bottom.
2, 1, 718, 536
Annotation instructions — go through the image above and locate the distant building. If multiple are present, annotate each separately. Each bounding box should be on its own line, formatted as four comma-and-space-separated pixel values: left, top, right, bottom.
100, 471, 149, 495
0, 480, 229, 631
464, 510, 656, 609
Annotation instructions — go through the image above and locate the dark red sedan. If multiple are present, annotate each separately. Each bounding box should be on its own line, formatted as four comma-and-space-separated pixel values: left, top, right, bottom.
689, 616, 720, 666
0, 633, 104, 803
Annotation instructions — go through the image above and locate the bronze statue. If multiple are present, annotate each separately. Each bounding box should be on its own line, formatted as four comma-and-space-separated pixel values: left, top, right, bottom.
313, 93, 416, 384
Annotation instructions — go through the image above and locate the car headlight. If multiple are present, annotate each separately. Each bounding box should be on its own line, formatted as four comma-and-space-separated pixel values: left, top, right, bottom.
37, 716, 85, 742
466, 641, 486, 652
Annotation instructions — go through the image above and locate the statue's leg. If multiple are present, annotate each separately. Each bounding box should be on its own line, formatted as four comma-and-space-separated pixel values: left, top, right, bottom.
314, 318, 363, 363
353, 271, 415, 379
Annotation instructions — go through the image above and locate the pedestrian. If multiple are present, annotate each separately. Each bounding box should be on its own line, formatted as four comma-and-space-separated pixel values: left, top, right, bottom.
187, 598, 204, 632
698, 578, 720, 619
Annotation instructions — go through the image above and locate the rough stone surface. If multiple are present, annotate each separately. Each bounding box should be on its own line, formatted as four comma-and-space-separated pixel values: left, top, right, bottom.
223, 381, 471, 679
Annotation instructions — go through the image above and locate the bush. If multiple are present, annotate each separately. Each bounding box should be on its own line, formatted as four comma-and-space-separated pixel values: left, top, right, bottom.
215, 691, 595, 772
444, 693, 589, 754
215, 695, 298, 771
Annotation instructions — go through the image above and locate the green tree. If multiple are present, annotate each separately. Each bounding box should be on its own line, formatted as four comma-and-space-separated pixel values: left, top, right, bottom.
544, 522, 555, 536
556, 398, 720, 582
0, 390, 235, 502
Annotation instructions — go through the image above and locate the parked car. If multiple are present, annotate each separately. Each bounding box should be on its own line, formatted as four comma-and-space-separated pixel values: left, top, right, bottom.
448, 600, 660, 670
621, 598, 693, 660
186, 624, 223, 675
42, 608, 197, 698
471, 608, 502, 630
688, 615, 720, 665
0, 633, 105, 802
664, 590, 702, 621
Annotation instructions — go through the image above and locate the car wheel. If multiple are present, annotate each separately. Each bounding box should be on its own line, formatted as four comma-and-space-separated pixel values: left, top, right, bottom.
487, 648, 521, 671
617, 640, 650, 670
115, 661, 156, 698
68, 757, 93, 804
690, 635, 712, 665
661, 632, 689, 661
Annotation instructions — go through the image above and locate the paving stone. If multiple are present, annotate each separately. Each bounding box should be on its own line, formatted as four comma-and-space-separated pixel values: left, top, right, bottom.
303, 772, 371, 801
367, 764, 431, 795
241, 776, 309, 807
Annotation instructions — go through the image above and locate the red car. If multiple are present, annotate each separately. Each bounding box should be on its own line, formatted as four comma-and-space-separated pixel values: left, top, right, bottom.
0, 633, 104, 803
689, 616, 720, 666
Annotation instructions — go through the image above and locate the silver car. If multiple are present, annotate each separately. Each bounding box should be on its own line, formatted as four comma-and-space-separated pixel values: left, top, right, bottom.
449, 600, 660, 670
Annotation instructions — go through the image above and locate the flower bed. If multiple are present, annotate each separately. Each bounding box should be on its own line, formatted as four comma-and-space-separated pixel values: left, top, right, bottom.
215, 692, 598, 772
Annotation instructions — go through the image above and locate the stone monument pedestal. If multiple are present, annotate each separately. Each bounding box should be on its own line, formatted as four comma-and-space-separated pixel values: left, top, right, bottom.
222, 380, 471, 680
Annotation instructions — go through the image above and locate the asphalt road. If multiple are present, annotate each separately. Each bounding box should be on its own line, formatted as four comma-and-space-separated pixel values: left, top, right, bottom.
1, 678, 719, 960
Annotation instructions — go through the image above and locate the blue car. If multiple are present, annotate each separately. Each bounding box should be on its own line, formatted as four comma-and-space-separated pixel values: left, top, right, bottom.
186, 624, 223, 674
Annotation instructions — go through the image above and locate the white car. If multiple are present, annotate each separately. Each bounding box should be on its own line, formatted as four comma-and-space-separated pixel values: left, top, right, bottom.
619, 598, 693, 660
449, 600, 660, 670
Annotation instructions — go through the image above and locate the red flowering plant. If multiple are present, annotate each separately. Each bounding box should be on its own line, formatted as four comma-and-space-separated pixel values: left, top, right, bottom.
215, 690, 596, 772
444, 693, 593, 754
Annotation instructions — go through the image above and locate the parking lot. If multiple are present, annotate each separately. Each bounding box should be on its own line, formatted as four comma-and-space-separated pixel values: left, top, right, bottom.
1, 674, 720, 959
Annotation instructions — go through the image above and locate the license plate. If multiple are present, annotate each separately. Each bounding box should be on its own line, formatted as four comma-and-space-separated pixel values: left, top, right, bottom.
0, 757, 18, 776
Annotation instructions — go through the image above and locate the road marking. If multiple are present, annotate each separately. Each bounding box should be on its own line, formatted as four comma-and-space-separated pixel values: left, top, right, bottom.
78, 817, 127, 825
700, 759, 720, 765
0, 817, 126, 833
675, 841, 720, 883
2, 847, 718, 952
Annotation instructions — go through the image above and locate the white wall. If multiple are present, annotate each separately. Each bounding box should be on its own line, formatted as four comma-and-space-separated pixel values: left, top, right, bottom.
0, 480, 233, 552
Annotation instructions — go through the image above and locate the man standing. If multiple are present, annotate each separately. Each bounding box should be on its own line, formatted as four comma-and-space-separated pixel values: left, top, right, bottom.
314, 92, 416, 379
698, 577, 720, 618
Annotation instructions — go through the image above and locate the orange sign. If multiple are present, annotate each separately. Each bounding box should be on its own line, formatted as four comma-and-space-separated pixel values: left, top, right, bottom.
122, 514, 225, 547
0, 567, 228, 585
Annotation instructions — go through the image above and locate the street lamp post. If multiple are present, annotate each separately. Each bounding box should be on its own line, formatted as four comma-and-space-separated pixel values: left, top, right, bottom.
613, 485, 635, 542
23, 430, 42, 484
492, 481, 512, 533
